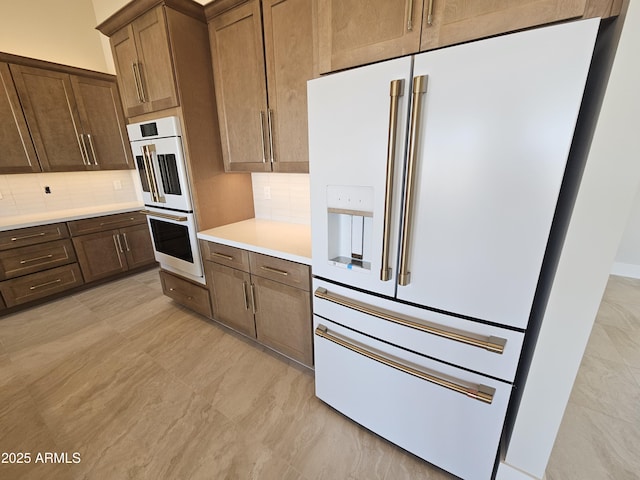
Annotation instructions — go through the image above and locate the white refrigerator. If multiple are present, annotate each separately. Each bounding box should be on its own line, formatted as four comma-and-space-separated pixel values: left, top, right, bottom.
308, 18, 600, 480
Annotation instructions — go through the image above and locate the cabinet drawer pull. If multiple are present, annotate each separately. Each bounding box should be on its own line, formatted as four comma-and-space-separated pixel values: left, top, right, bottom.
260, 265, 289, 276
29, 278, 62, 290
212, 252, 234, 261
20, 254, 54, 264
315, 325, 495, 404
99, 217, 136, 227
168, 287, 192, 301
11, 232, 47, 242
314, 288, 506, 354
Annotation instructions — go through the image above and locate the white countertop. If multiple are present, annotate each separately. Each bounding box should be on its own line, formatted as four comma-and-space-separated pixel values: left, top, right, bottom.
198, 218, 312, 265
0, 202, 145, 231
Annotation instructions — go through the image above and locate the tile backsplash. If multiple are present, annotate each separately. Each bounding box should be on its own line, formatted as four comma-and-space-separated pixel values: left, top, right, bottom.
0, 170, 142, 218
251, 173, 310, 225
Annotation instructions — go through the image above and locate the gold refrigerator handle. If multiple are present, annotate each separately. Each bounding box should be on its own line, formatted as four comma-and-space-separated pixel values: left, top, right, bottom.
314, 288, 506, 354
398, 75, 428, 287
381, 79, 405, 282
315, 325, 495, 404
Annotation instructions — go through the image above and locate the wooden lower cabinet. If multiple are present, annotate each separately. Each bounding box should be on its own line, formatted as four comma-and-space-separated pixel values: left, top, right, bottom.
0, 239, 76, 280
206, 261, 256, 337
253, 275, 313, 366
0, 295, 5, 310
119, 224, 156, 269
160, 270, 212, 318
72, 230, 128, 282
204, 242, 313, 367
0, 264, 83, 307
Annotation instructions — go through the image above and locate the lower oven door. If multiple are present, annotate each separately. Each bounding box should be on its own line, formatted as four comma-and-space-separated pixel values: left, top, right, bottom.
142, 208, 203, 281
313, 315, 512, 480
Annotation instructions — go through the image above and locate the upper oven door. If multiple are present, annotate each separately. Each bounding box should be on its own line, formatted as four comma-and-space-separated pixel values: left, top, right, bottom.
132, 136, 192, 212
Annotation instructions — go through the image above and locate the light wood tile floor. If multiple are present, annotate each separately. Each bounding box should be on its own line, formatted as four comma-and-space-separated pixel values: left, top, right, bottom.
0, 270, 638, 479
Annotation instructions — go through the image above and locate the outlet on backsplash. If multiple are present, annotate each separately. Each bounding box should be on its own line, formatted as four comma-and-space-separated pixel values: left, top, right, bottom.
251, 172, 310, 225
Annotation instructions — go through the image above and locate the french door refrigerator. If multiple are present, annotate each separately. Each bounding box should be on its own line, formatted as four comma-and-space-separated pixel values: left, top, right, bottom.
308, 18, 600, 480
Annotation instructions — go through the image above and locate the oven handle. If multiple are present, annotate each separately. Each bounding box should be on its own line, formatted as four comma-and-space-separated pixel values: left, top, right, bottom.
143, 144, 163, 203
314, 287, 506, 354
315, 325, 495, 404
139, 210, 188, 222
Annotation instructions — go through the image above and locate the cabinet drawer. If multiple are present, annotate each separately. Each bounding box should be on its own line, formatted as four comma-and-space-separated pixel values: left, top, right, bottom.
160, 270, 212, 318
0, 223, 69, 251
314, 316, 512, 480
68, 212, 146, 236
249, 252, 310, 290
0, 263, 83, 307
200, 241, 250, 272
0, 239, 76, 280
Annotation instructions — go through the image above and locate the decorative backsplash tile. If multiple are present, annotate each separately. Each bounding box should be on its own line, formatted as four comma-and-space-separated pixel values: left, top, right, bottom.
0, 170, 141, 218
251, 173, 310, 225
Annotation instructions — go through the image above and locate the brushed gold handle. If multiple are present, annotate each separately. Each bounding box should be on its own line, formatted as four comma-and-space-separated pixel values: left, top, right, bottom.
113, 234, 124, 255
122, 233, 131, 252
29, 278, 62, 291
99, 217, 136, 227
142, 146, 158, 202
86, 133, 99, 166
398, 75, 428, 287
143, 144, 162, 203
259, 111, 267, 163
20, 254, 54, 265
314, 287, 506, 354
315, 325, 495, 404
242, 281, 249, 310
381, 79, 405, 282
132, 62, 146, 102
406, 0, 414, 31
267, 109, 275, 163
78, 134, 90, 166
139, 210, 188, 222
250, 283, 257, 314
426, 0, 434, 25
260, 265, 288, 276
212, 252, 234, 261
131, 63, 144, 103
11, 232, 46, 241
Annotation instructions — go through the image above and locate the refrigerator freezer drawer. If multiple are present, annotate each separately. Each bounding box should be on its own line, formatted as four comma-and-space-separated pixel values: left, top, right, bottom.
313, 278, 524, 382
314, 316, 512, 480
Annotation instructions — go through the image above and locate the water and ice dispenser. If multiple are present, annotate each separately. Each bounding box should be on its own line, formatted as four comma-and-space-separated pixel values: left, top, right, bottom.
326, 186, 374, 272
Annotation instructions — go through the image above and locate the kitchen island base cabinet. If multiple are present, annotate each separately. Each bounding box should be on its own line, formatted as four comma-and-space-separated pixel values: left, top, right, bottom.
203, 241, 313, 367
160, 270, 212, 318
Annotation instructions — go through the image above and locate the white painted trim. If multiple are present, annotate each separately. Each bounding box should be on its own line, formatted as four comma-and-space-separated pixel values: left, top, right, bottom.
611, 262, 640, 279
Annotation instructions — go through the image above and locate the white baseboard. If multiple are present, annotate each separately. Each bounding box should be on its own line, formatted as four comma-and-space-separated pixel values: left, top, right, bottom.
611, 262, 640, 279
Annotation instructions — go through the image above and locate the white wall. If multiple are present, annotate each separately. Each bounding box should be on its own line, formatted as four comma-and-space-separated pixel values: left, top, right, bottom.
0, 0, 107, 72
613, 190, 640, 277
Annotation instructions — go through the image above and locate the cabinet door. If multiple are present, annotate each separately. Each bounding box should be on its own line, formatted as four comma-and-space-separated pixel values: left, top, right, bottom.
208, 0, 270, 172
120, 224, 156, 270
421, 0, 589, 50
132, 6, 179, 114
253, 275, 312, 366
317, 0, 423, 74
263, 0, 316, 173
72, 230, 127, 283
71, 75, 133, 170
0, 62, 40, 173
206, 261, 256, 338
9, 65, 89, 171
110, 24, 145, 118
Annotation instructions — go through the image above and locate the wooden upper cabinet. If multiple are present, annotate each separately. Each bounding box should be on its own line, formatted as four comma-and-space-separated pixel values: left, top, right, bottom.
208, 0, 269, 172
110, 6, 178, 117
71, 76, 133, 170
206, 0, 315, 173
263, 0, 316, 172
317, 0, 423, 74
420, 0, 620, 50
10, 64, 89, 172
0, 62, 40, 173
